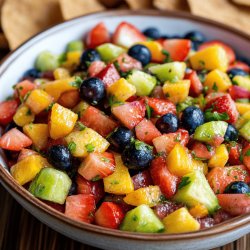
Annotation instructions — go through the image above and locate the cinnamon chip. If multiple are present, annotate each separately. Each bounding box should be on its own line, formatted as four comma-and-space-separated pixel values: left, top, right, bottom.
154, 0, 189, 11
125, 0, 153, 9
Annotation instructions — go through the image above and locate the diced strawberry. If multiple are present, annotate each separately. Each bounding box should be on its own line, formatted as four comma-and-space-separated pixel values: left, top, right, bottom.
190, 141, 215, 160
78, 152, 115, 181
213, 209, 233, 224
80, 106, 117, 137
112, 21, 146, 48
95, 202, 124, 229
43, 200, 65, 213
199, 40, 236, 64
150, 156, 180, 198
150, 86, 165, 99
227, 142, 242, 165
161, 39, 191, 62
87, 61, 106, 77
0, 100, 19, 126
14, 80, 36, 99
228, 85, 250, 100
135, 118, 161, 145
184, 70, 203, 97
115, 53, 142, 72
242, 143, 250, 171
112, 100, 146, 129
86, 22, 111, 49
211, 136, 225, 147
17, 149, 39, 162
228, 61, 250, 73
58, 90, 80, 109
104, 195, 133, 213
96, 63, 120, 88
154, 201, 183, 220
65, 194, 96, 223
152, 129, 189, 154
197, 217, 215, 229
0, 128, 32, 151
217, 194, 250, 216
206, 165, 250, 193
126, 95, 138, 102
132, 170, 153, 190
205, 94, 239, 124
205, 92, 226, 104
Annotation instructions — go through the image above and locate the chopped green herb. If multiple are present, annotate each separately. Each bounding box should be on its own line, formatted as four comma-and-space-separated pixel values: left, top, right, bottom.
45, 102, 54, 112
26, 108, 32, 116
191, 151, 207, 161
204, 109, 229, 121
111, 180, 119, 185
162, 49, 172, 63
92, 175, 101, 181
70, 76, 83, 88
77, 121, 86, 131
203, 86, 209, 94
58, 53, 67, 65
22, 91, 31, 103
146, 103, 153, 119
206, 144, 212, 152
239, 152, 243, 162
101, 157, 110, 163
68, 142, 76, 153
134, 140, 152, 151
199, 60, 205, 67
132, 215, 138, 221
108, 95, 124, 107
165, 92, 170, 98
212, 82, 218, 92
85, 143, 95, 153
178, 176, 191, 190
174, 133, 181, 142
155, 151, 165, 157
160, 195, 168, 202
245, 149, 250, 156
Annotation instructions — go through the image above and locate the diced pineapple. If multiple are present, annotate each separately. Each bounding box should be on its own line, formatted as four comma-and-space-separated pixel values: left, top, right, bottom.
236, 102, 250, 115
62, 51, 81, 68
25, 89, 53, 114
208, 144, 228, 168
23, 123, 49, 150
233, 75, 250, 91
163, 207, 200, 233
13, 105, 35, 127
189, 46, 228, 72
189, 204, 209, 219
107, 78, 136, 102
204, 69, 231, 92
53, 68, 70, 80
235, 110, 250, 129
138, 41, 165, 62
65, 128, 109, 157
72, 101, 89, 117
49, 103, 78, 139
239, 120, 250, 141
123, 186, 161, 207
192, 158, 208, 175
162, 80, 190, 104
104, 154, 134, 195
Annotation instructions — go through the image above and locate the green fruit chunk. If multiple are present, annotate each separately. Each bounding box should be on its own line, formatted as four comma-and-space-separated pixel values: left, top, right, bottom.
120, 204, 164, 233
29, 168, 72, 204
96, 43, 126, 62
149, 62, 186, 82
239, 120, 250, 141
126, 70, 157, 96
233, 76, 250, 91
174, 171, 219, 214
66, 40, 84, 52
35, 51, 59, 72
193, 121, 228, 144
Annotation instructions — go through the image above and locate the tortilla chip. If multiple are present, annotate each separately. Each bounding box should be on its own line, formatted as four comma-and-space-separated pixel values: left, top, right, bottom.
59, 0, 105, 20
232, 0, 250, 6
125, 0, 152, 9
154, 0, 189, 11
1, 0, 63, 49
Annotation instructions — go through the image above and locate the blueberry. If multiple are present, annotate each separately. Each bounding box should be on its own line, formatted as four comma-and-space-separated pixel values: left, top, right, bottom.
107, 126, 134, 152
80, 49, 101, 69
224, 124, 238, 142
184, 31, 206, 44
23, 68, 41, 79
227, 68, 249, 80
156, 113, 179, 134
47, 145, 72, 171
79, 77, 105, 105
239, 57, 250, 66
68, 182, 77, 196
224, 181, 250, 194
181, 106, 205, 134
128, 44, 151, 66
122, 140, 154, 170
4, 121, 19, 134
143, 27, 161, 39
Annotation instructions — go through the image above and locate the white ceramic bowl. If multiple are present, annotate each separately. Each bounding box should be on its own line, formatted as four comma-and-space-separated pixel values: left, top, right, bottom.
0, 10, 250, 250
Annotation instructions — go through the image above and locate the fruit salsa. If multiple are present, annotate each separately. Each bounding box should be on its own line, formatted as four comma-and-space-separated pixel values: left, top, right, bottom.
0, 21, 250, 234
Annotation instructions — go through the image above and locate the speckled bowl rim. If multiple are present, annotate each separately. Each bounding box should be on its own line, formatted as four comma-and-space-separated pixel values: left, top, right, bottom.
0, 9, 250, 241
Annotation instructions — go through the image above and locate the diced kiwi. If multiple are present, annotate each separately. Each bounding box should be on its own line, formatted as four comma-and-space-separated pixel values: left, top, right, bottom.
35, 51, 59, 72
96, 43, 126, 62
66, 40, 84, 52
239, 120, 250, 141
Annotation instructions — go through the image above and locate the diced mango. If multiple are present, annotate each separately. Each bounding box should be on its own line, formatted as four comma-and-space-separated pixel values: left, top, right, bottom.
104, 154, 134, 195
204, 69, 231, 92
189, 46, 228, 72
50, 103, 78, 139
189, 204, 209, 219
63, 51, 81, 68
235, 110, 250, 129
208, 144, 228, 168
25, 89, 53, 114
53, 68, 70, 80
163, 80, 190, 104
236, 102, 250, 115
13, 105, 35, 127
233, 75, 250, 91
72, 101, 89, 117
23, 123, 49, 150
65, 128, 109, 157
107, 78, 136, 102
123, 186, 161, 207
10, 155, 49, 185
138, 41, 165, 62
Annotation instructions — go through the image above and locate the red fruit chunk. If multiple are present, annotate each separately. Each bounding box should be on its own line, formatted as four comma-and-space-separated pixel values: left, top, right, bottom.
80, 106, 117, 137
86, 22, 110, 49
112, 100, 146, 129
150, 156, 180, 198
14, 80, 36, 98
213, 209, 233, 224
228, 61, 250, 72
43, 200, 65, 213
40, 71, 54, 80
58, 90, 80, 109
217, 194, 250, 216
153, 201, 183, 220
87, 61, 106, 77
242, 143, 250, 171
115, 53, 142, 72
17, 149, 38, 162
228, 85, 250, 100
132, 170, 153, 190
184, 70, 203, 97
227, 142, 242, 165
95, 202, 124, 229
150, 86, 165, 99
104, 195, 133, 213
197, 217, 215, 229
65, 194, 96, 223
46, 138, 66, 148
199, 40, 235, 64
190, 142, 215, 160
0, 128, 32, 151
0, 100, 19, 125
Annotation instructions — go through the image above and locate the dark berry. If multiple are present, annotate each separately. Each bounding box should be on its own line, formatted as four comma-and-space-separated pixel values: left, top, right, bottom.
169, 35, 182, 39
80, 49, 101, 69
4, 121, 19, 134
143, 27, 161, 39
68, 182, 77, 196
224, 181, 250, 194
79, 77, 105, 105
227, 68, 249, 80
181, 106, 205, 134
184, 31, 206, 43
128, 44, 151, 66
155, 113, 179, 134
224, 124, 238, 142
161, 34, 169, 39
238, 57, 250, 66
23, 68, 41, 79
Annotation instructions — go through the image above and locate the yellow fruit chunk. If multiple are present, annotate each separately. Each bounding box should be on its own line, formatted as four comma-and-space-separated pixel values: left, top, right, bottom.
236, 102, 250, 115
189, 204, 209, 219
138, 41, 165, 62
208, 144, 228, 168
63, 51, 81, 68
50, 103, 78, 139
163, 207, 200, 234
23, 124, 49, 150
233, 75, 250, 91
189, 46, 228, 72
13, 105, 35, 127
204, 69, 231, 92
65, 128, 109, 157
72, 101, 89, 118
104, 154, 134, 195
107, 78, 136, 102
10, 155, 49, 185
162, 80, 190, 104
25, 89, 53, 114
123, 186, 161, 207
53, 68, 70, 80
192, 158, 208, 175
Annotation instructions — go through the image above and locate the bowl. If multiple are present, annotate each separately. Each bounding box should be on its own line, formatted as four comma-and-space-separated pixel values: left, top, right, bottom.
0, 9, 250, 250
